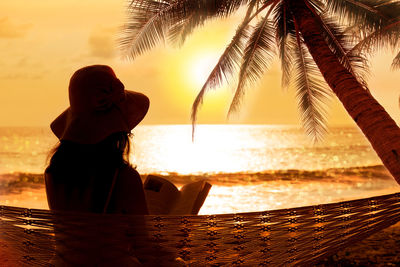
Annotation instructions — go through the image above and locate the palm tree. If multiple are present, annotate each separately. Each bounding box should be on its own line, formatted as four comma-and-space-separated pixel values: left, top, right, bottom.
120, 0, 400, 185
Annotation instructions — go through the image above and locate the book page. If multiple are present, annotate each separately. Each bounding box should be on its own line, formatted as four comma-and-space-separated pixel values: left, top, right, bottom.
169, 180, 211, 215
191, 182, 212, 214
144, 175, 180, 214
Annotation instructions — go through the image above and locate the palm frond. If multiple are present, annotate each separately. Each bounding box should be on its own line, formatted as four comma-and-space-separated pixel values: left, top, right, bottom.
307, 0, 326, 13
317, 14, 370, 89
293, 29, 331, 143
228, 14, 276, 115
167, 12, 203, 47
274, 1, 296, 89
351, 18, 400, 55
391, 50, 400, 70
190, 23, 252, 121
120, 0, 173, 60
191, 0, 257, 139
167, 0, 252, 47
324, 0, 391, 30
350, 0, 400, 50
121, 0, 252, 59
374, 0, 400, 19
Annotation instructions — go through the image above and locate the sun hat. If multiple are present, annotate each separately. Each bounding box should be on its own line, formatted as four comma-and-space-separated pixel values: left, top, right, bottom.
50, 65, 149, 144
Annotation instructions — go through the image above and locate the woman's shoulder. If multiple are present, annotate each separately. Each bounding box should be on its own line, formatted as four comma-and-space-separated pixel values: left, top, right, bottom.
119, 164, 141, 178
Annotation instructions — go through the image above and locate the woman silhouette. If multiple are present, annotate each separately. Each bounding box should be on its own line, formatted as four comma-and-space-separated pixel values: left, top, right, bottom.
45, 65, 149, 215
44, 65, 150, 266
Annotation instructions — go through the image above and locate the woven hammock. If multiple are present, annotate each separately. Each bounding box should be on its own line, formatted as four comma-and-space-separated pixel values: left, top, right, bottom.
1, 192, 400, 266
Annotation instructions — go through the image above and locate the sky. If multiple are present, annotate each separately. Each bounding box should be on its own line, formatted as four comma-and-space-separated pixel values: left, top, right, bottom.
1, 0, 400, 128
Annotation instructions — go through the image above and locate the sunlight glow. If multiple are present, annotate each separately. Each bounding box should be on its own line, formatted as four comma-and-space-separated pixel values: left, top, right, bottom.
187, 54, 219, 89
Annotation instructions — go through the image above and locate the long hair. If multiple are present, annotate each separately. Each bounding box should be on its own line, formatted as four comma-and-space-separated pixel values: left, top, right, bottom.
46, 132, 132, 212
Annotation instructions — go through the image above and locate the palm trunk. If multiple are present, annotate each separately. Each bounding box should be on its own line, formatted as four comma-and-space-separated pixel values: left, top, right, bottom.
289, 0, 400, 185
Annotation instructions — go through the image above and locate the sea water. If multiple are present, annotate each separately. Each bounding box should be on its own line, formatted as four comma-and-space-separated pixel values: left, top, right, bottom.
0, 125, 398, 214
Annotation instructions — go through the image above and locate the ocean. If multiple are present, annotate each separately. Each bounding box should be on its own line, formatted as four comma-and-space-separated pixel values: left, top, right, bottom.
0, 125, 398, 215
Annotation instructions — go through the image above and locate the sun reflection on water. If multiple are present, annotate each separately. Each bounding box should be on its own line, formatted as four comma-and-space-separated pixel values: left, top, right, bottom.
131, 124, 381, 175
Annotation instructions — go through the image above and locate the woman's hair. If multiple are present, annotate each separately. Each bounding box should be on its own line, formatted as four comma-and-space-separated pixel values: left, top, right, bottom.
46, 132, 132, 212
48, 132, 131, 170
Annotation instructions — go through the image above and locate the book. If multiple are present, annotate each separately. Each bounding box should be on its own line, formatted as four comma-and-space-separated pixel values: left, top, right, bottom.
143, 175, 212, 215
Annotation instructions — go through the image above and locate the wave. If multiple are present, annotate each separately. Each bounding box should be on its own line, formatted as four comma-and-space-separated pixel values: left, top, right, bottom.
162, 165, 393, 185
0, 165, 393, 195
0, 173, 45, 195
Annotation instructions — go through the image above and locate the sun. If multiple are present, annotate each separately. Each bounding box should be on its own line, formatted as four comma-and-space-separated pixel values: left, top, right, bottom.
187, 53, 219, 89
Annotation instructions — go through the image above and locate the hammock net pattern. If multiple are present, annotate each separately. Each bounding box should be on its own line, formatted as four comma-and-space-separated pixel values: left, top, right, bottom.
1, 192, 399, 266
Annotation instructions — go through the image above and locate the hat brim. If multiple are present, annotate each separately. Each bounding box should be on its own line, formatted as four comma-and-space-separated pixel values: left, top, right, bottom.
51, 90, 149, 144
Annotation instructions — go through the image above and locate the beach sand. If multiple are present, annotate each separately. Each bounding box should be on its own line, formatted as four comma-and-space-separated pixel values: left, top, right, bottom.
317, 222, 400, 266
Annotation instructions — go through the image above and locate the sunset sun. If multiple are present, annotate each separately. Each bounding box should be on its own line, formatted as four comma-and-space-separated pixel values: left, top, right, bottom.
187, 54, 219, 89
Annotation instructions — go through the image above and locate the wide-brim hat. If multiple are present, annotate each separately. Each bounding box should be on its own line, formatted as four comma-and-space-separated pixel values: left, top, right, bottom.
51, 65, 149, 144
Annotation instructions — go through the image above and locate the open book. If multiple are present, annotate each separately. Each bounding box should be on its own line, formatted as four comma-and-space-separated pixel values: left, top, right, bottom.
143, 175, 211, 215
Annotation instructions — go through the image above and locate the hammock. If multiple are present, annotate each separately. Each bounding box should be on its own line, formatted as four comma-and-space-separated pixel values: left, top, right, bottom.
1, 192, 399, 266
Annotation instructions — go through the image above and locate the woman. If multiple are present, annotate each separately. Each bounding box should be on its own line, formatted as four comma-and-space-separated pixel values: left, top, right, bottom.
45, 65, 149, 265
45, 64, 149, 214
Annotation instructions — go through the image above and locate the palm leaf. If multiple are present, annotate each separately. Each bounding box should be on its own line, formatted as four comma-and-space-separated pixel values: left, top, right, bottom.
327, 0, 400, 60
228, 14, 276, 115
391, 50, 400, 70
317, 14, 370, 89
351, 18, 400, 54
167, 0, 249, 47
120, 0, 172, 59
293, 28, 331, 142
273, 1, 296, 89
307, 0, 326, 13
191, 0, 257, 139
349, 0, 400, 54
167, 12, 202, 47
121, 0, 252, 59
373, 0, 400, 19
324, 0, 390, 30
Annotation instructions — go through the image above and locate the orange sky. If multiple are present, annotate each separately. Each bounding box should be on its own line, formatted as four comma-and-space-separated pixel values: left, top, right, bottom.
1, 0, 399, 128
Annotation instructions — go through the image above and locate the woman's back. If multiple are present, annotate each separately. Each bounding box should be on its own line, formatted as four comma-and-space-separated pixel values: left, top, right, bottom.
45, 133, 148, 214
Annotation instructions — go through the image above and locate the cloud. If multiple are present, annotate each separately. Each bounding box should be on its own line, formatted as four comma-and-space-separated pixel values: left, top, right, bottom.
0, 57, 45, 80
88, 27, 117, 59
0, 17, 31, 39
0, 72, 43, 80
